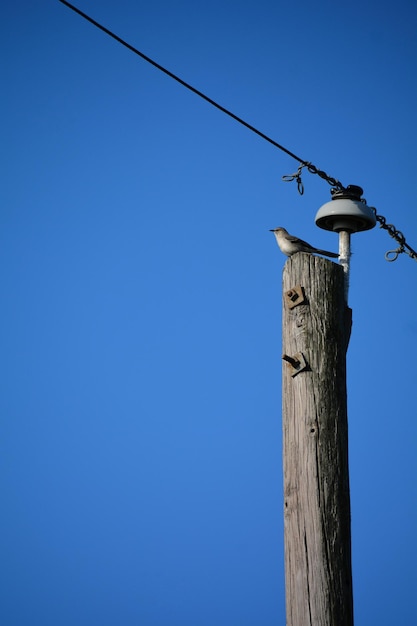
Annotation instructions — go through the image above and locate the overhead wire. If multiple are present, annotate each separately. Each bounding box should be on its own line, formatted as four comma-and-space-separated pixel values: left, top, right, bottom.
58, 0, 416, 262
57, 0, 343, 190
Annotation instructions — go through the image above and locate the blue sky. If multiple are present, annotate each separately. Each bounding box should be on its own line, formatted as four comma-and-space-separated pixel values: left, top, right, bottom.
1, 1, 416, 624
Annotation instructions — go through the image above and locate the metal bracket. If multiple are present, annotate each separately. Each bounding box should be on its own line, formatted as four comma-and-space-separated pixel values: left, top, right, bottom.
284, 285, 306, 309
282, 352, 309, 377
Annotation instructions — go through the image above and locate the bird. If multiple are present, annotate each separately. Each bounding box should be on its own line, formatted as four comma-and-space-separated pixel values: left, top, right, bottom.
270, 227, 338, 258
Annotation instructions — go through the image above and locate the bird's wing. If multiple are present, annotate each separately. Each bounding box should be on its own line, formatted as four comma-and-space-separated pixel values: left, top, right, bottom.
287, 233, 314, 249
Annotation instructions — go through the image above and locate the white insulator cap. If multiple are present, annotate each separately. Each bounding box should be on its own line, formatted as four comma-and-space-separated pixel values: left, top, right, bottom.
315, 185, 376, 233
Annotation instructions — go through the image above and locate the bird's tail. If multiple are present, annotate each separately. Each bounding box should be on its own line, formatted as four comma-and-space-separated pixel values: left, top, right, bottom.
315, 249, 339, 258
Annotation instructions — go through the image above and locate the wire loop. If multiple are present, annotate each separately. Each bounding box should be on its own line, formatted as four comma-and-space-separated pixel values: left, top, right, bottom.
385, 247, 404, 262
282, 164, 306, 195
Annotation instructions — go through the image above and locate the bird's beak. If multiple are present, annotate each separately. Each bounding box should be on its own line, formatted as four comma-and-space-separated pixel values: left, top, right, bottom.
269, 229, 275, 232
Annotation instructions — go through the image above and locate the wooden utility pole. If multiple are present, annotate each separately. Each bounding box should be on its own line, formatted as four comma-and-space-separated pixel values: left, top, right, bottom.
282, 252, 353, 626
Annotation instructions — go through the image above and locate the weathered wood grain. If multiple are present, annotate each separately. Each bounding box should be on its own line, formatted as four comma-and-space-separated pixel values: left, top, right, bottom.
282, 253, 353, 626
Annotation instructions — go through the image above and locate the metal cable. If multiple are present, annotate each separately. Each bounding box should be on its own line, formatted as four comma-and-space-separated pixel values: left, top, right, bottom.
58, 2, 309, 166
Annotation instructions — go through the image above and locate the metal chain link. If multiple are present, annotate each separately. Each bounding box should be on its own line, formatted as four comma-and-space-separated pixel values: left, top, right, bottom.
372, 208, 417, 262
304, 162, 344, 191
